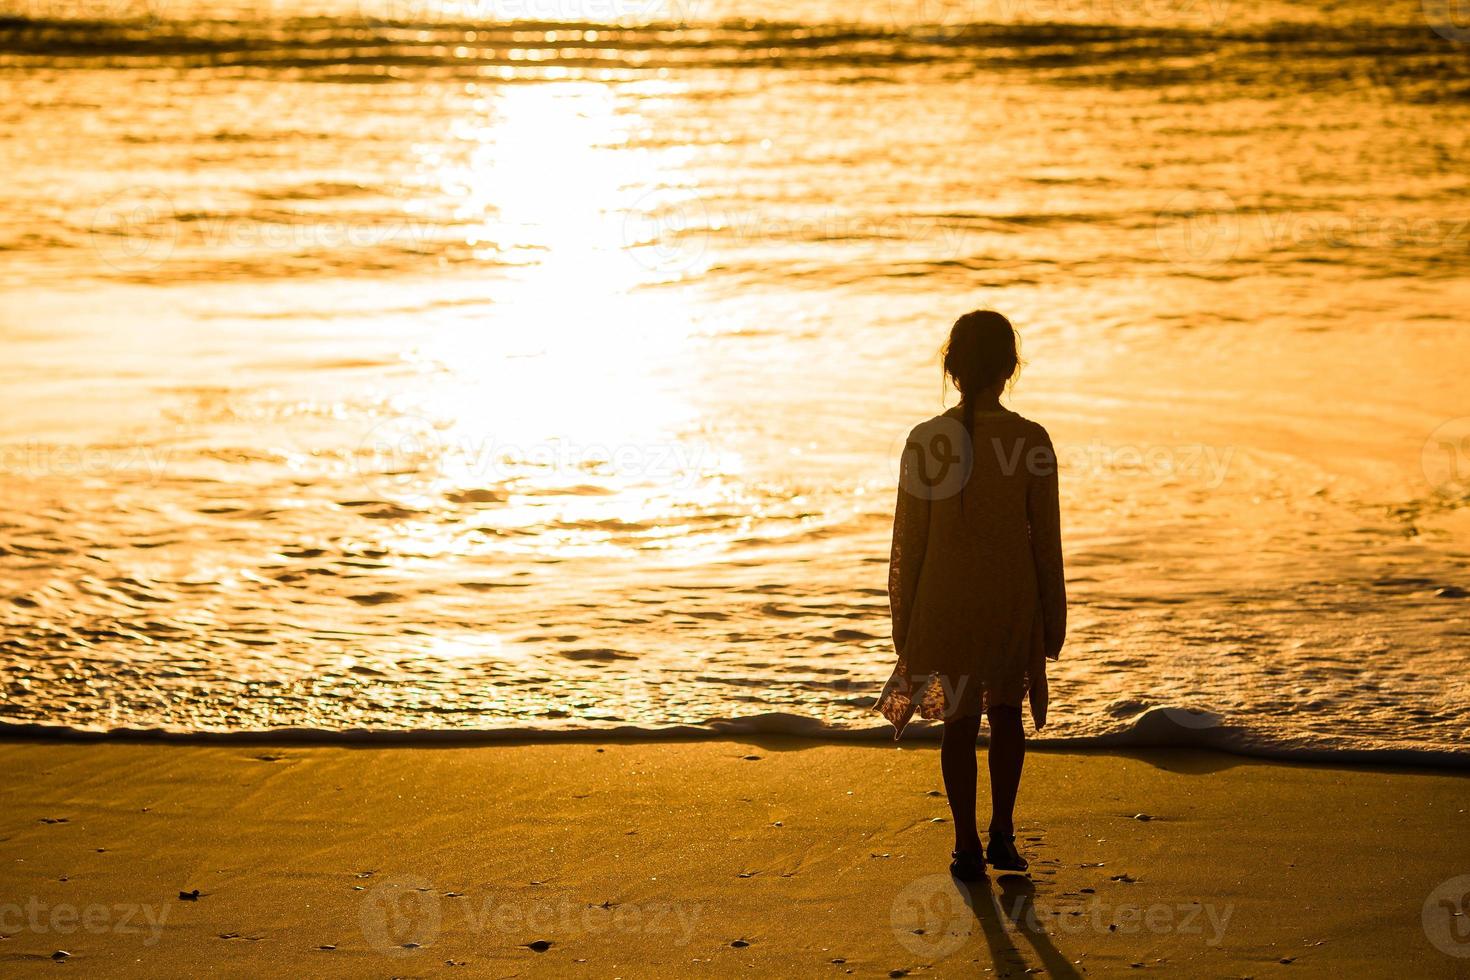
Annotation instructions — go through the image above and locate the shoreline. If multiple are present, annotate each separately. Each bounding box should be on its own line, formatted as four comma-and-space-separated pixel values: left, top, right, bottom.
2, 739, 1467, 976
3, 719, 1468, 772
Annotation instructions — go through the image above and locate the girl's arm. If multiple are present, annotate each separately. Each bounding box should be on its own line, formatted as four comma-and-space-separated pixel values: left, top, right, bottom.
889, 435, 932, 656
1027, 426, 1066, 660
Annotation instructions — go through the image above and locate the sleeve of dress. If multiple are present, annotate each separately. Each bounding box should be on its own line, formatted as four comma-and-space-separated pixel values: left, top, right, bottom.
889, 435, 931, 656
1027, 426, 1067, 660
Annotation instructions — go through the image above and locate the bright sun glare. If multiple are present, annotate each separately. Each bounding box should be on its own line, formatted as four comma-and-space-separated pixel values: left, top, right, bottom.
384, 83, 739, 541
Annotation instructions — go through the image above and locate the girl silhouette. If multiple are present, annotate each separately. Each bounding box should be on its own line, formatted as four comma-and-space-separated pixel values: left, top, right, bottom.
878, 310, 1066, 880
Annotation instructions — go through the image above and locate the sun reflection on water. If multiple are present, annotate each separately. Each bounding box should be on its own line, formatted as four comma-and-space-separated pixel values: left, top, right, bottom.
381, 82, 747, 557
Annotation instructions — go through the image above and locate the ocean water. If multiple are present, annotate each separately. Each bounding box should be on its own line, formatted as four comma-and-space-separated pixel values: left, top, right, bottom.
1, 0, 1469, 760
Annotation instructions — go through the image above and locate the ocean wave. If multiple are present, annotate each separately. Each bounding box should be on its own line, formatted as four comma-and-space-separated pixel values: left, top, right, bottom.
0, 15, 1458, 92
4, 706, 1466, 768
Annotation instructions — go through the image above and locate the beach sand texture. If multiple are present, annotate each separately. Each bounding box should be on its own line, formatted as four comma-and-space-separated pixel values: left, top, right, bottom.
2, 739, 1466, 977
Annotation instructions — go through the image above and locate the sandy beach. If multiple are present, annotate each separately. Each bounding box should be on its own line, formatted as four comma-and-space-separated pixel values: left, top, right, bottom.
1, 738, 1466, 977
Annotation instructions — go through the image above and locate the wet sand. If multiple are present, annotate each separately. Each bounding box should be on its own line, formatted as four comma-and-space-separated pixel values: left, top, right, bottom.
0, 739, 1466, 977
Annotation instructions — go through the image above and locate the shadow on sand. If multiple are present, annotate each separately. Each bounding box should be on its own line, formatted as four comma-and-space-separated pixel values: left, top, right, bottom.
960, 873, 1083, 979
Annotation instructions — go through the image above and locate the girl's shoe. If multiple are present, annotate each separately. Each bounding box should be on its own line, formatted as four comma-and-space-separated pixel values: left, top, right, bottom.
949, 849, 987, 881
985, 834, 1028, 872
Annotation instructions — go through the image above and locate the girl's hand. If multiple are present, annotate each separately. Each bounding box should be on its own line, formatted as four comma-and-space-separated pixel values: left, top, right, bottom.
1029, 666, 1049, 731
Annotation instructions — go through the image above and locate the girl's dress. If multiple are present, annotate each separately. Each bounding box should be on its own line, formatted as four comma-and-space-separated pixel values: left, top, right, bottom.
877, 405, 1066, 736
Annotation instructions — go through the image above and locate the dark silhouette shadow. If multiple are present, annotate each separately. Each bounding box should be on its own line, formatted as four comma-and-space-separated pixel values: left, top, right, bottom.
959, 874, 1083, 979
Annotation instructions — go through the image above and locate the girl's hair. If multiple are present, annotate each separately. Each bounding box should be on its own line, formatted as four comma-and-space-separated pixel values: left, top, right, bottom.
940, 311, 1020, 510
941, 309, 1020, 443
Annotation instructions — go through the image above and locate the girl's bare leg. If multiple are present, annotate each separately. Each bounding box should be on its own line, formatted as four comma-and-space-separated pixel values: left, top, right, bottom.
940, 714, 983, 853
985, 705, 1026, 837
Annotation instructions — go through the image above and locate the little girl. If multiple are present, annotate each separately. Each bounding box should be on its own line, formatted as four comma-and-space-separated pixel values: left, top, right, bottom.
877, 310, 1066, 880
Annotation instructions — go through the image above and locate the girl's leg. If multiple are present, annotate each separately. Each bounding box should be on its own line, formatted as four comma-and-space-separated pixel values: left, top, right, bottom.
940, 714, 983, 853
985, 705, 1026, 837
